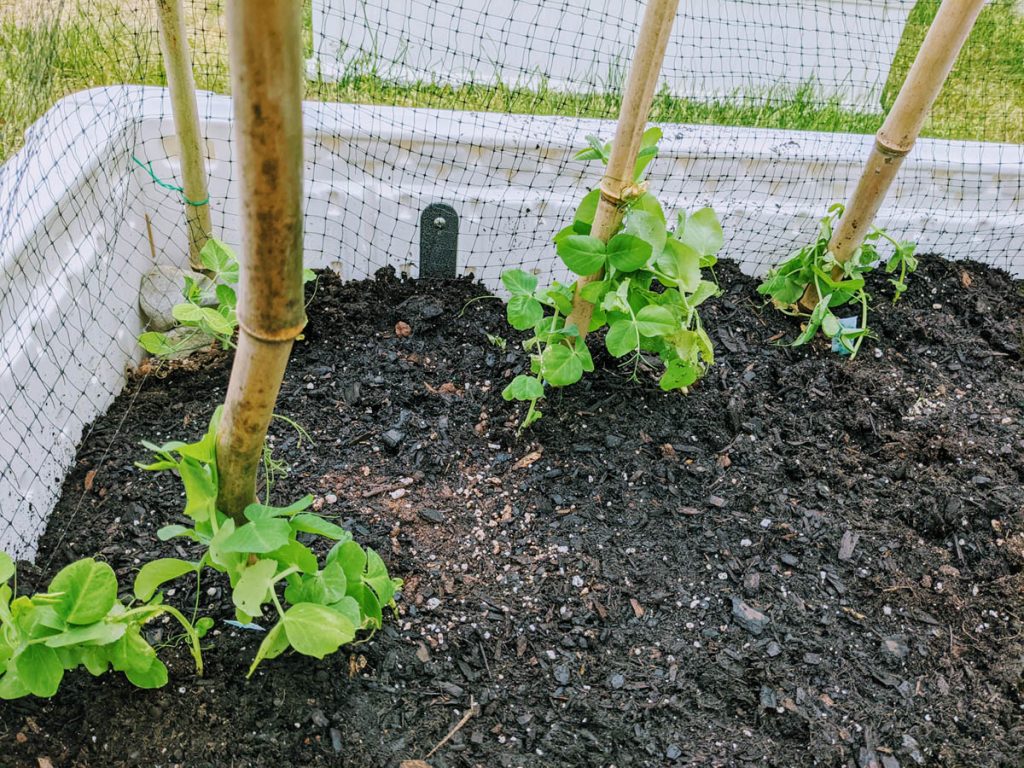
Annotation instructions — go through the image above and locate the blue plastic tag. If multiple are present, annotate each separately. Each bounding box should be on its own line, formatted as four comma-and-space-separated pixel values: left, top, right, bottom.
831, 316, 859, 356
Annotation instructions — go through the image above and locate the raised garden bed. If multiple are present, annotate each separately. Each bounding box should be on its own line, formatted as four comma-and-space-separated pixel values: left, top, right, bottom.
1, 254, 1022, 767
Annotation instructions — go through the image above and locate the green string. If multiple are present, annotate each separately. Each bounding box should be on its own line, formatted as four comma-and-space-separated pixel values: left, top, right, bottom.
131, 154, 210, 207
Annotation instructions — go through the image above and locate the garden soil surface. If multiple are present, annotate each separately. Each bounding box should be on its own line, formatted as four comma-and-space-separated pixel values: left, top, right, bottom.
2, 256, 1023, 768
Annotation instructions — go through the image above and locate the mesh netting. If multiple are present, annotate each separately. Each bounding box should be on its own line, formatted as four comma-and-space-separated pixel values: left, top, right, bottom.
1, 0, 1022, 557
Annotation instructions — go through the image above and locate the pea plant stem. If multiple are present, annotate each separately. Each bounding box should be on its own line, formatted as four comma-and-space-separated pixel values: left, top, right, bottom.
565, 0, 681, 338
800, 0, 986, 311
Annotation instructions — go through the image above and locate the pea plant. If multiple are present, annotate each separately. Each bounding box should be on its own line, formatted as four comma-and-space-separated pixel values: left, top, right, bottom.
502, 128, 723, 427
135, 409, 402, 676
757, 204, 917, 358
0, 551, 205, 699
139, 239, 315, 357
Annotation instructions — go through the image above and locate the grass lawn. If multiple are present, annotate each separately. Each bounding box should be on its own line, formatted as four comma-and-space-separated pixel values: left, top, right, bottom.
1, 0, 1022, 163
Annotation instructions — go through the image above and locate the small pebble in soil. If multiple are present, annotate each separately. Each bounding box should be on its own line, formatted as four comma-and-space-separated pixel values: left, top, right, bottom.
417, 508, 444, 524
382, 429, 405, 448
666, 744, 682, 760
766, 641, 782, 657
882, 637, 909, 659
608, 674, 625, 690
553, 665, 570, 685
731, 596, 769, 635
425, 597, 441, 611
325, 493, 338, 504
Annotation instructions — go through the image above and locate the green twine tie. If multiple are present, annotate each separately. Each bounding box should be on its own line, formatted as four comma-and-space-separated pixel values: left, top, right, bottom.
131, 154, 210, 207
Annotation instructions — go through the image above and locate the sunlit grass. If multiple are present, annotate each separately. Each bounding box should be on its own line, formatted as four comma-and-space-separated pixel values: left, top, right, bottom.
1, 0, 1022, 163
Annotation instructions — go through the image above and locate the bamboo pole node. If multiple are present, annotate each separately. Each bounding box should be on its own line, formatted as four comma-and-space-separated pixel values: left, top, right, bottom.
873, 139, 912, 159
235, 318, 307, 344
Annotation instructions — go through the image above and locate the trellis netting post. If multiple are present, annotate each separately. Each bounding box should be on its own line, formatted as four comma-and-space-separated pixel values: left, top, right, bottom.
215, 0, 307, 522
155, 0, 212, 271
802, 0, 988, 310
565, 0, 682, 339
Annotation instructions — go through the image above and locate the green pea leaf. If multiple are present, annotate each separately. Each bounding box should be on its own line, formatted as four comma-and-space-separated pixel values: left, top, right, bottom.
44, 621, 126, 648
232, 559, 279, 616
573, 188, 601, 232
0, 668, 29, 700
134, 558, 199, 601
507, 295, 544, 331
502, 375, 544, 402
290, 513, 348, 540
660, 359, 701, 391
156, 524, 199, 542
220, 518, 292, 554
635, 305, 679, 338
536, 282, 574, 315
541, 344, 584, 387
284, 561, 347, 606
575, 337, 595, 373
657, 239, 702, 293
138, 332, 175, 356
244, 495, 314, 522
605, 318, 640, 358
266, 540, 320, 575
199, 238, 237, 279
631, 193, 666, 226
282, 603, 356, 659
247, 621, 291, 677
124, 657, 168, 689
689, 280, 720, 308
607, 233, 652, 272
14, 644, 63, 697
49, 559, 117, 625
0, 551, 13, 583
623, 210, 667, 256
678, 208, 724, 259
501, 269, 537, 296
556, 235, 606, 276
334, 542, 383, 628
633, 127, 662, 180
579, 279, 609, 304
327, 595, 363, 629
363, 548, 398, 608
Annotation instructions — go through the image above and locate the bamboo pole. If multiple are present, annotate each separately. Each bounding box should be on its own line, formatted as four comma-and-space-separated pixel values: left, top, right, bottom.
155, 0, 212, 272
800, 0, 986, 310
216, 0, 306, 522
564, 0, 681, 338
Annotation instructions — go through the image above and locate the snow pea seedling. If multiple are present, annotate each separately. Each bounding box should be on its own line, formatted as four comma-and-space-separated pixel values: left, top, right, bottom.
0, 552, 205, 699
140, 239, 315, 357
136, 408, 402, 676
757, 203, 917, 358
502, 129, 723, 428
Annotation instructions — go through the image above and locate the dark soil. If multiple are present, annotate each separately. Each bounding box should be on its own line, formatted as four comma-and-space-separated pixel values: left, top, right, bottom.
2, 256, 1023, 768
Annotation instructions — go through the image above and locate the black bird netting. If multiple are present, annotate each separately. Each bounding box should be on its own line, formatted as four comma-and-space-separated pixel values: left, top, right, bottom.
1, 0, 1022, 557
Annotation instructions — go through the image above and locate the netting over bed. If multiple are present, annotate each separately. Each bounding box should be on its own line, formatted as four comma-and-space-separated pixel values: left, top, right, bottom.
1, 0, 1022, 557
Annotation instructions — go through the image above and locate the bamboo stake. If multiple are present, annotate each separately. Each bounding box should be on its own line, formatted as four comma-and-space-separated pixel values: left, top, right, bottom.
155, 0, 212, 271
800, 0, 986, 310
564, 0, 681, 338
216, 0, 306, 522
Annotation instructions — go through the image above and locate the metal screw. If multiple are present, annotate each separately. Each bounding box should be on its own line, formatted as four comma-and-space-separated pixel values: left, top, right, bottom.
433, 216, 446, 229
